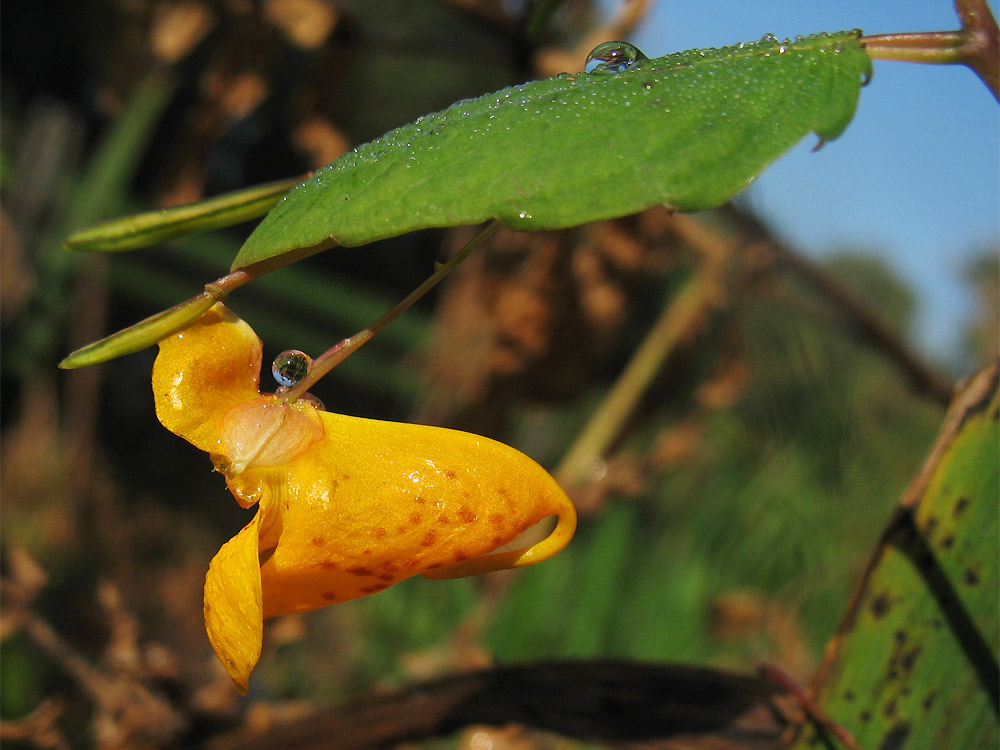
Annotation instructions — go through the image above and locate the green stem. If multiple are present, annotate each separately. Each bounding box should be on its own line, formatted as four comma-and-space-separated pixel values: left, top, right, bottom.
861, 0, 999, 100
553, 268, 717, 489
861, 31, 967, 64
279, 221, 501, 404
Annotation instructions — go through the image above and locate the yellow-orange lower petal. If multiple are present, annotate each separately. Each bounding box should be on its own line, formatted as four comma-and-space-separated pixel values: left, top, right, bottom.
246, 411, 576, 618
204, 510, 267, 695
420, 497, 576, 579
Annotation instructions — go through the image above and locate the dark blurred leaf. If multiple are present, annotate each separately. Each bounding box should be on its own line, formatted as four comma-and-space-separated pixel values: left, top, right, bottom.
211, 660, 782, 750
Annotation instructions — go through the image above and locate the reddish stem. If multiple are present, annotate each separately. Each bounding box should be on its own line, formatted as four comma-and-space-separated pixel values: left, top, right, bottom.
861, 0, 999, 100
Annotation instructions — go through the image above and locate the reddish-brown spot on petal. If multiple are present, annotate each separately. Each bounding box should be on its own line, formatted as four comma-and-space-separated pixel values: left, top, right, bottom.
396, 525, 408, 534
415, 496, 426, 505
490, 512, 505, 528
378, 573, 396, 582
362, 548, 372, 555
425, 562, 442, 569
437, 514, 451, 525
319, 560, 338, 569
409, 512, 423, 525
342, 474, 351, 480
311, 536, 325, 546
372, 583, 389, 591
444, 470, 457, 479
372, 526, 387, 538
458, 506, 477, 523
491, 535, 505, 546
322, 592, 337, 601
453, 551, 469, 561
347, 566, 374, 576
421, 530, 437, 548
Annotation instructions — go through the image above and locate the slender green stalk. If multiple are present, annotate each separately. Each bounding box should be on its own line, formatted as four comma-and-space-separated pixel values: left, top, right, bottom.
861, 32, 967, 64
279, 221, 501, 404
553, 267, 719, 488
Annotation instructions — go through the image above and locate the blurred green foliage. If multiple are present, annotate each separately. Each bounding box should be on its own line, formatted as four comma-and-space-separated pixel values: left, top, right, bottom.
0, 1, 990, 747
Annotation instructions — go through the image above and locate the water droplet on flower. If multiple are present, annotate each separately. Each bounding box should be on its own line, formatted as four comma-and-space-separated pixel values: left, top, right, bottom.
272, 350, 311, 386
584, 41, 647, 73
299, 392, 326, 411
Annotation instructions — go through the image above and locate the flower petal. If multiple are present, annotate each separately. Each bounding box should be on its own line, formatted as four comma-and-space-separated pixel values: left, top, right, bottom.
246, 411, 576, 618
203, 509, 268, 695
219, 399, 324, 476
152, 303, 262, 453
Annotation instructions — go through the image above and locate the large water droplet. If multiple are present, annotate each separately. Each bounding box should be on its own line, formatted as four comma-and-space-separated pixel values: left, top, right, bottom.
585, 41, 647, 73
272, 349, 311, 387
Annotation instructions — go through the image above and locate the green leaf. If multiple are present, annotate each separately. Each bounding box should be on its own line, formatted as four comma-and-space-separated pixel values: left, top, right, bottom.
64, 176, 302, 253
232, 31, 870, 270
793, 363, 999, 750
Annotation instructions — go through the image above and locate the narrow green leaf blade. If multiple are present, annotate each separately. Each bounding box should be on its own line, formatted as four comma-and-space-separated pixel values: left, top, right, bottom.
58, 291, 216, 368
793, 364, 999, 750
64, 176, 302, 253
233, 31, 870, 270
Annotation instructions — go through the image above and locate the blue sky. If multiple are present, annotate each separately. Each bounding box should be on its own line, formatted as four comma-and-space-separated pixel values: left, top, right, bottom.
619, 1, 999, 362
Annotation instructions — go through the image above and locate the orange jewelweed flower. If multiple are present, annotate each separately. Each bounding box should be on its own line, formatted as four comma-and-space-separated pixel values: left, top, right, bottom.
152, 304, 576, 693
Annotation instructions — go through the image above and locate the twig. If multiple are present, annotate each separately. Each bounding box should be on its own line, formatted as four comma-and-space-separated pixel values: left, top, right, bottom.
723, 205, 955, 407
7, 569, 189, 748
554, 214, 729, 488
0, 701, 70, 750
862, 0, 999, 100
759, 664, 862, 750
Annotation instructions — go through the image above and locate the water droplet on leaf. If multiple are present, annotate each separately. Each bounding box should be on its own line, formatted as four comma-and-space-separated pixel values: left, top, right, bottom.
584, 41, 647, 73
272, 350, 311, 386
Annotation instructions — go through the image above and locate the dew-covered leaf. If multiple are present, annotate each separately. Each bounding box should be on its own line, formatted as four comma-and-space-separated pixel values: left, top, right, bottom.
232, 31, 870, 270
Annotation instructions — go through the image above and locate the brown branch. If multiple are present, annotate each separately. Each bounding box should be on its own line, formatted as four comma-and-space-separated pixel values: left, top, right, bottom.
722, 205, 955, 407
955, 0, 1000, 98
861, 0, 999, 100
209, 660, 784, 750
